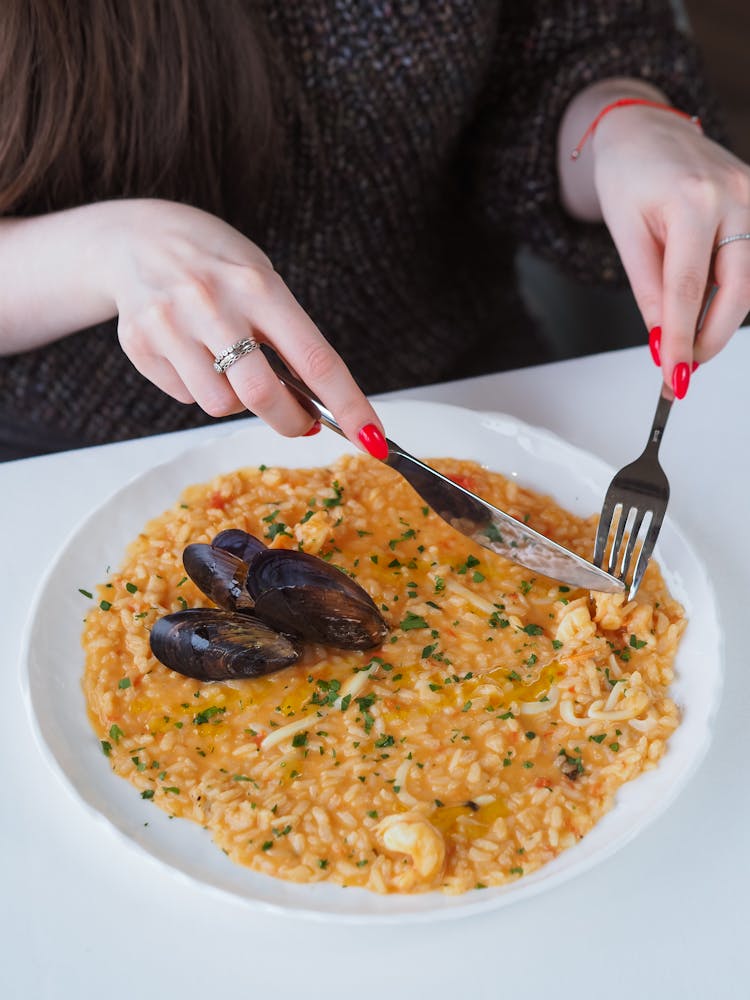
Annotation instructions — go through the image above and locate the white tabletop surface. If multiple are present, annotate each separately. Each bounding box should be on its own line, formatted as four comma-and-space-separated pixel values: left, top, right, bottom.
2, 336, 747, 1000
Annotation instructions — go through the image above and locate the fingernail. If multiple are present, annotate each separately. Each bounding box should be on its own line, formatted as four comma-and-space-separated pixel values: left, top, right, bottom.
672, 362, 690, 399
358, 423, 389, 460
648, 326, 661, 367
691, 361, 700, 372
303, 421, 321, 437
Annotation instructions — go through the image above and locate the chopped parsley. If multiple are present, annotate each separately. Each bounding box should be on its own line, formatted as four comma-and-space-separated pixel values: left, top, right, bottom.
311, 678, 341, 707
521, 623, 544, 636
456, 554, 480, 575
389, 527, 416, 549
262, 509, 292, 540
354, 693, 377, 733
489, 611, 509, 629
322, 481, 344, 508
558, 748, 585, 778
399, 611, 429, 631
193, 706, 226, 725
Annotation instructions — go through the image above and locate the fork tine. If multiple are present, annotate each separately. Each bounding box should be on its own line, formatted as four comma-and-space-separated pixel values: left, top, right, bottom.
619, 508, 648, 581
594, 387, 673, 596
628, 508, 665, 599
607, 505, 632, 576
593, 492, 619, 567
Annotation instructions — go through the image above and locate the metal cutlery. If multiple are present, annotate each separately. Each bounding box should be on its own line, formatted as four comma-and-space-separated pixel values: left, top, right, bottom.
263, 349, 625, 594
593, 387, 672, 599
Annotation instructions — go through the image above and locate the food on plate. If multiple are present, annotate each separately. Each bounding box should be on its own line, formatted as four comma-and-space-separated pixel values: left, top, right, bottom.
150, 533, 389, 678
82, 454, 685, 894
149, 608, 301, 681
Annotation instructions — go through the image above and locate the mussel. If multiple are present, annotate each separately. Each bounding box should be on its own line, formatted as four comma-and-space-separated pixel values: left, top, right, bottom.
246, 548, 389, 650
165, 530, 388, 681
211, 528, 268, 563
149, 607, 300, 680
182, 543, 254, 613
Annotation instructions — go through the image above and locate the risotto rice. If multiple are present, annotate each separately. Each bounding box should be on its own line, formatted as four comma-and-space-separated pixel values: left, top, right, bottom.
82, 454, 684, 894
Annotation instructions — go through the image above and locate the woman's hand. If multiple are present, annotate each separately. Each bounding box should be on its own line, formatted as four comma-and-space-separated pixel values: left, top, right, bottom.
107, 199, 387, 453
559, 79, 750, 398
0, 199, 387, 455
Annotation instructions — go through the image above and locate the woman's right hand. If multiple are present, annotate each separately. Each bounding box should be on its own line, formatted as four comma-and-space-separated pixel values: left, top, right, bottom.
98, 199, 387, 455
0, 198, 386, 455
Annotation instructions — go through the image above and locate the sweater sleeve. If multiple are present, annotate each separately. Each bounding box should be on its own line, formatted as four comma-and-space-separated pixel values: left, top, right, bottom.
470, 0, 726, 285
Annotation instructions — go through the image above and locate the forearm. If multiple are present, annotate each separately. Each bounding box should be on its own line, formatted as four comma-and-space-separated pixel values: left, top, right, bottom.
0, 202, 120, 354
557, 77, 668, 222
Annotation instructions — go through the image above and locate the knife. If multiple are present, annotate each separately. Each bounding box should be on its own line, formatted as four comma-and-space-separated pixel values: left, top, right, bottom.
263, 350, 625, 594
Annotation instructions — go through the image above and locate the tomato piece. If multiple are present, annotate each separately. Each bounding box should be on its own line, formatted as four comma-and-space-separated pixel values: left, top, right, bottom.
448, 475, 475, 491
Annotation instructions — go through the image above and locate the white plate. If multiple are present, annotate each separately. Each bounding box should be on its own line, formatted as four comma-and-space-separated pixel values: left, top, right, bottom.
20, 402, 722, 923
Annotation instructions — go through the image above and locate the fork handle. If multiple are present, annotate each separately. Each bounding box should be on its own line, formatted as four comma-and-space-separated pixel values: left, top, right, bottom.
646, 390, 673, 452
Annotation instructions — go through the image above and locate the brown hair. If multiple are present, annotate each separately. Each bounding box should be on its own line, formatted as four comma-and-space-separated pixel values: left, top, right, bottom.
0, 0, 277, 219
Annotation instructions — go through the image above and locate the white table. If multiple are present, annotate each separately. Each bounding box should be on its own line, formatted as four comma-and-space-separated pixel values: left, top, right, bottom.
2, 337, 747, 1000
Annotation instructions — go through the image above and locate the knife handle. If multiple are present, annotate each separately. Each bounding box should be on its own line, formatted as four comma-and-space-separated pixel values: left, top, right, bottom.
263, 347, 346, 438
263, 347, 399, 459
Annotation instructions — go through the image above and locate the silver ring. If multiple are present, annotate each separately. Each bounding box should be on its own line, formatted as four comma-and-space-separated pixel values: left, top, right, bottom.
715, 233, 750, 251
212, 337, 258, 374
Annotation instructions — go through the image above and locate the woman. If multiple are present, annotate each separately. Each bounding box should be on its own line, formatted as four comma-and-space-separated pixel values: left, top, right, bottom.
1, 1, 748, 460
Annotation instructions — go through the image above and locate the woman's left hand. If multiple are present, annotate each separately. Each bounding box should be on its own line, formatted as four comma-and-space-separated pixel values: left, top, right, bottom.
590, 102, 750, 397
560, 81, 750, 398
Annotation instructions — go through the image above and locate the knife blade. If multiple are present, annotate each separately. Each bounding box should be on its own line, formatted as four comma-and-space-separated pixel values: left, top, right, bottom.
263, 349, 625, 594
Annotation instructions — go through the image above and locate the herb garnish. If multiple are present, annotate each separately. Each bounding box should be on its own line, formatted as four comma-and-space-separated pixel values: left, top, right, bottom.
193, 706, 226, 725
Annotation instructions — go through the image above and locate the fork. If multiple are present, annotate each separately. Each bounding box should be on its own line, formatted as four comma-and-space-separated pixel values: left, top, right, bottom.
593, 388, 673, 599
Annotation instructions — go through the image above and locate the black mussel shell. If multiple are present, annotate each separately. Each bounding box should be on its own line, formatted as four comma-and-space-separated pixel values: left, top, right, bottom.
247, 549, 388, 649
149, 607, 300, 680
211, 529, 268, 563
253, 587, 387, 649
183, 543, 254, 612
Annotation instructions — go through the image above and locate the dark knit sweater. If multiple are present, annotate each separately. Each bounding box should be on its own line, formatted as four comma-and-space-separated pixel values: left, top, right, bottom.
0, 1, 720, 458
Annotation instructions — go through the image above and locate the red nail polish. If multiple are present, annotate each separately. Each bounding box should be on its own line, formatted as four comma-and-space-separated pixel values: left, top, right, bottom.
648, 326, 662, 367
303, 421, 321, 437
672, 362, 690, 399
358, 423, 389, 460
691, 361, 700, 373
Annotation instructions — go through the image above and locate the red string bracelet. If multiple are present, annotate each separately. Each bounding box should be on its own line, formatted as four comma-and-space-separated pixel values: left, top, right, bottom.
571, 98, 702, 160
